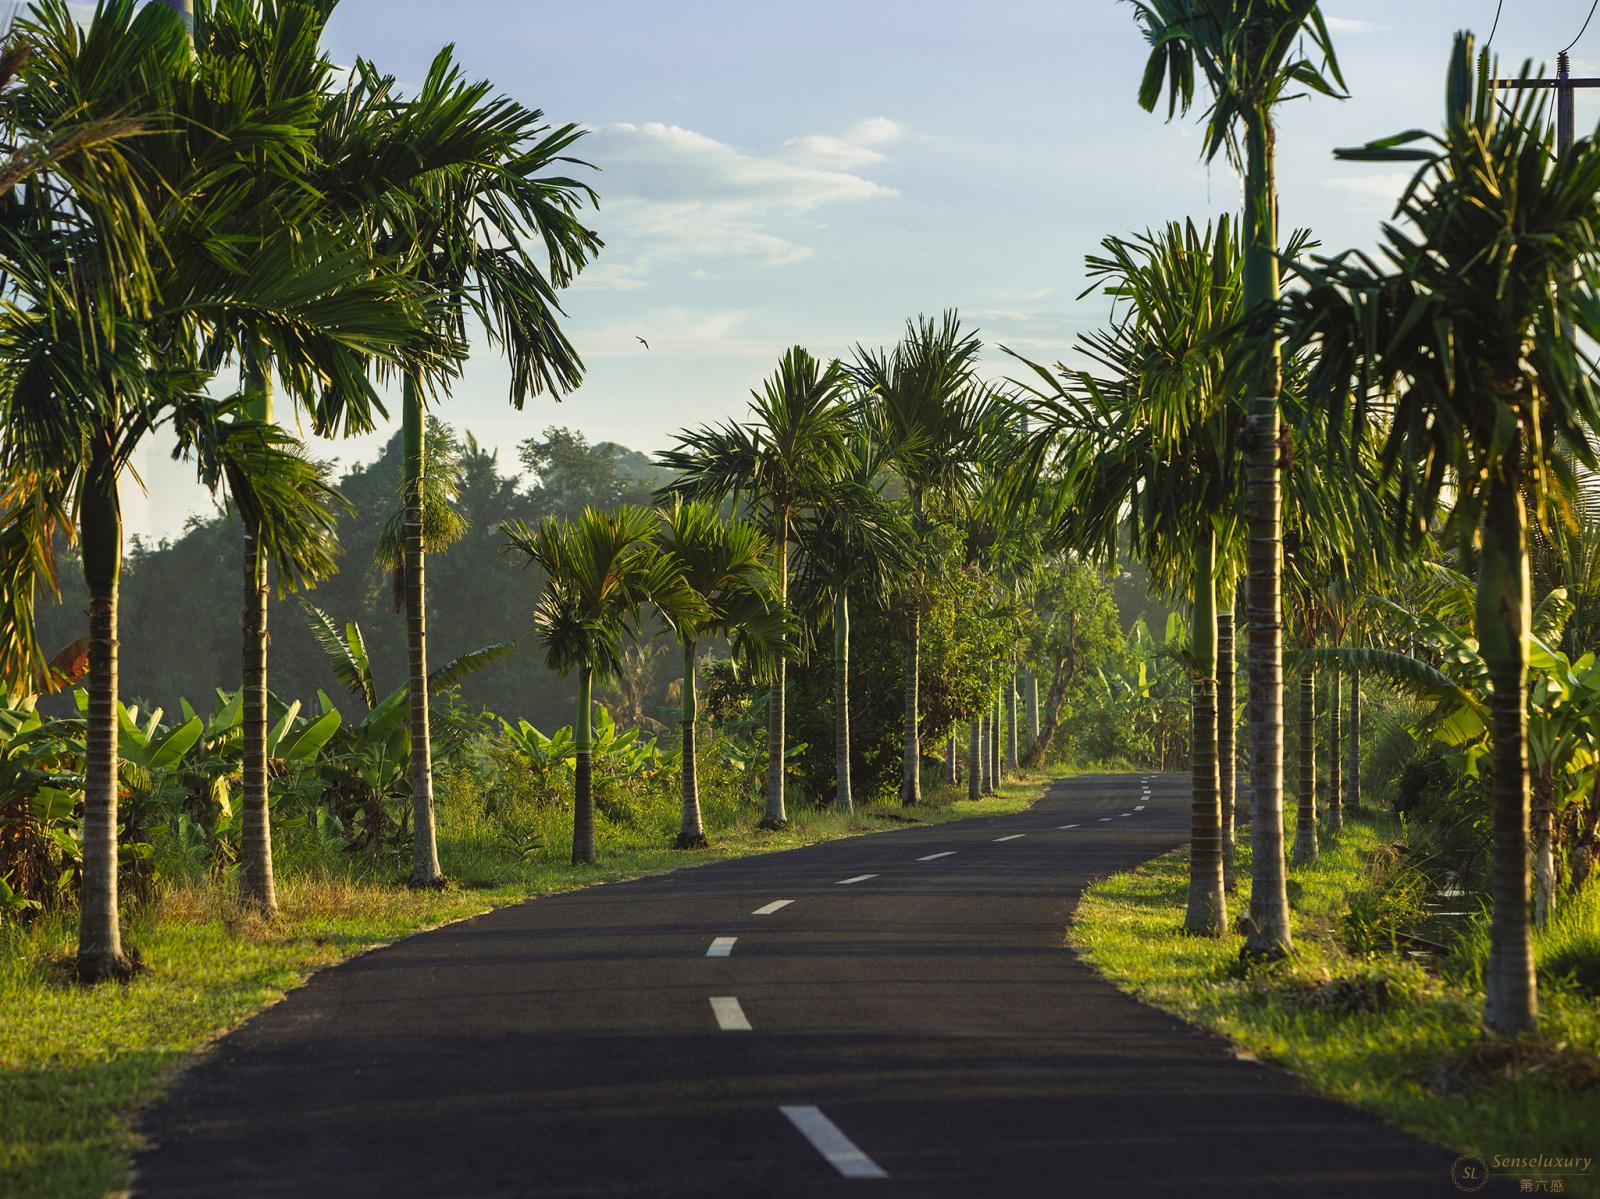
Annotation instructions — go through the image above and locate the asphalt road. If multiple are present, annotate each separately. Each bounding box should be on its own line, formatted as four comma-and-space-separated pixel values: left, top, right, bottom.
133, 773, 1477, 1197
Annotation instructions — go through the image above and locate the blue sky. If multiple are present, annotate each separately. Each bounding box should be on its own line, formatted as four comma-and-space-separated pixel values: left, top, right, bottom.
124, 0, 1600, 540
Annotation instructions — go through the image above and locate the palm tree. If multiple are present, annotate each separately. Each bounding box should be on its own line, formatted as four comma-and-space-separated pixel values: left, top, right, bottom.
655, 499, 782, 846
501, 506, 702, 865
851, 313, 999, 807
1130, 0, 1345, 960
660, 347, 854, 827
792, 425, 914, 814
372, 50, 601, 886
1284, 34, 1600, 1032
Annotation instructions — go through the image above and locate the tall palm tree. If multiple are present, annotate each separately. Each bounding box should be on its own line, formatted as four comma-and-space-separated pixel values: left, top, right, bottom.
851, 313, 998, 807
501, 506, 702, 864
660, 346, 854, 827
1285, 34, 1600, 1032
372, 50, 601, 886
655, 499, 783, 846
1130, 0, 1345, 959
792, 424, 914, 814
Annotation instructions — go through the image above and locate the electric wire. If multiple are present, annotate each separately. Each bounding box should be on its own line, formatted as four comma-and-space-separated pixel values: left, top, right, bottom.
1564, 0, 1600, 54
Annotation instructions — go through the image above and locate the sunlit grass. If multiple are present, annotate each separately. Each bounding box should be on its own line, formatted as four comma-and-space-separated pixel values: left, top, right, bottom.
0, 767, 1055, 1199
1071, 812, 1600, 1196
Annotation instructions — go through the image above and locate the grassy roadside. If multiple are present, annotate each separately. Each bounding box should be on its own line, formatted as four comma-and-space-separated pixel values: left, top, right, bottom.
1071, 813, 1600, 1197
0, 771, 1057, 1199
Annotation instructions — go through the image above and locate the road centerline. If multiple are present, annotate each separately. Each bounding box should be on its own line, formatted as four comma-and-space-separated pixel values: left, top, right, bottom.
917, 851, 957, 861
835, 874, 879, 885
1058, 823, 1080, 829
752, 899, 793, 915
994, 834, 1026, 842
779, 1105, 888, 1179
709, 996, 751, 1031
706, 936, 737, 957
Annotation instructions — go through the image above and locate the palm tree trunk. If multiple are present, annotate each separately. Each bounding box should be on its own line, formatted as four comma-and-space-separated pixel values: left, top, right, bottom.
991, 695, 1002, 788
1186, 529, 1226, 935
1326, 664, 1343, 834
1292, 667, 1318, 865
834, 593, 853, 815
968, 718, 981, 800
238, 349, 277, 916
403, 374, 443, 886
154, 0, 194, 30
1241, 110, 1292, 960
1026, 669, 1040, 745
1534, 778, 1556, 928
77, 439, 131, 982
1347, 666, 1362, 815
1480, 472, 1537, 1034
945, 732, 957, 786
1218, 606, 1237, 893
980, 712, 993, 794
901, 610, 921, 806
1006, 671, 1019, 772
676, 640, 705, 847
573, 666, 595, 865
763, 525, 789, 828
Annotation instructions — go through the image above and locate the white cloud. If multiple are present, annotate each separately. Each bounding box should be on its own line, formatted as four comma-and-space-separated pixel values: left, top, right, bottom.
1325, 170, 1419, 207
990, 286, 1054, 303
586, 118, 903, 285
1324, 17, 1387, 35
583, 306, 768, 360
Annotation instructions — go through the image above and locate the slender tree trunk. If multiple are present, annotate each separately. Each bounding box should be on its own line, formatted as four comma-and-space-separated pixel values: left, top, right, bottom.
1027, 668, 1040, 745
1241, 111, 1292, 959
573, 666, 595, 865
403, 374, 443, 886
1218, 607, 1237, 893
901, 610, 921, 806
1186, 529, 1226, 935
238, 349, 277, 915
1347, 666, 1362, 815
968, 719, 981, 800
834, 594, 853, 815
763, 526, 789, 828
991, 695, 1002, 789
1292, 667, 1318, 865
1006, 671, 1019, 772
1326, 663, 1343, 834
1026, 660, 1070, 768
982, 712, 994, 794
77, 439, 131, 982
1534, 779, 1556, 928
1480, 472, 1537, 1033
945, 732, 957, 786
154, 0, 194, 30
676, 640, 705, 847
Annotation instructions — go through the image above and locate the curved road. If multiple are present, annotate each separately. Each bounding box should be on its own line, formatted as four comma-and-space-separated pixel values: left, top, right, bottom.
135, 773, 1470, 1197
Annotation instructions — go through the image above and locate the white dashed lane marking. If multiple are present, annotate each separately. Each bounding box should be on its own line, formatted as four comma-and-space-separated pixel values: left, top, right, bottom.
710, 997, 752, 1030
780, 1106, 888, 1179
1058, 823, 1080, 829
706, 937, 737, 957
753, 900, 793, 916
917, 851, 957, 861
993, 834, 1026, 842
836, 874, 878, 886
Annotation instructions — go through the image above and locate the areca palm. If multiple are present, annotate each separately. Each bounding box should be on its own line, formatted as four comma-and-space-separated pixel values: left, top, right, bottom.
659, 346, 854, 827
1284, 34, 1600, 1033
366, 50, 600, 886
655, 499, 783, 847
501, 506, 702, 865
1130, 0, 1345, 959
850, 312, 999, 807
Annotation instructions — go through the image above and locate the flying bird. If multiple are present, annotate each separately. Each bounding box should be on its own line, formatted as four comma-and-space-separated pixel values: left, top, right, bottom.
635, 335, 650, 350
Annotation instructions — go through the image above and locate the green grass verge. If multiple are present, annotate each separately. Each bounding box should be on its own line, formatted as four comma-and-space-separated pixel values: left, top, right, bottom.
1071, 813, 1600, 1196
0, 771, 1055, 1199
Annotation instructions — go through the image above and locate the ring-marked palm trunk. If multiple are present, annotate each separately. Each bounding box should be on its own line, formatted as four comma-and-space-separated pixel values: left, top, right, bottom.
1186, 529, 1226, 935
1292, 667, 1318, 865
901, 610, 921, 806
1218, 606, 1237, 892
834, 594, 853, 815
1480, 472, 1537, 1033
403, 374, 443, 886
1347, 666, 1362, 815
573, 666, 596, 865
1242, 111, 1292, 958
1026, 669, 1040, 745
1326, 664, 1342, 834
945, 732, 957, 786
991, 694, 1002, 787
1534, 775, 1556, 928
1006, 671, 1019, 772
238, 351, 277, 915
981, 712, 993, 793
77, 438, 132, 982
763, 526, 789, 828
677, 640, 706, 847
968, 718, 982, 800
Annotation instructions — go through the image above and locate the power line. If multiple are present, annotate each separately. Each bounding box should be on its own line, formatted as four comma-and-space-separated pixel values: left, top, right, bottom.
1565, 0, 1600, 54
1486, 0, 1505, 50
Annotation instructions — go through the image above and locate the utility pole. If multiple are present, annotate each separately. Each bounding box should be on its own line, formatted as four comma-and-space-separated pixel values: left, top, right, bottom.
1494, 50, 1594, 154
